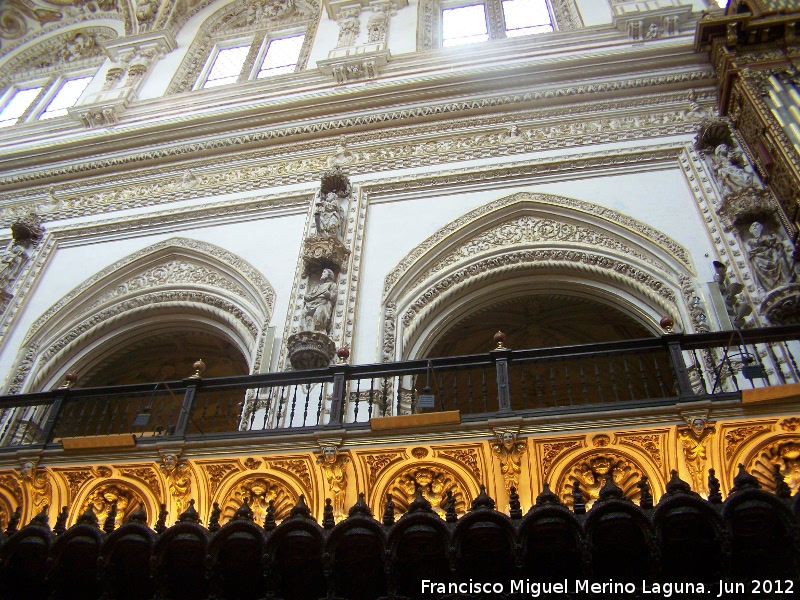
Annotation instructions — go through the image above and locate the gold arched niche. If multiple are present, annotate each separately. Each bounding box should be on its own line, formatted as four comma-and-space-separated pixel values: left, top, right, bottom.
371, 460, 480, 519
214, 472, 300, 525
740, 428, 800, 495
72, 478, 155, 530
549, 445, 663, 511
717, 419, 777, 494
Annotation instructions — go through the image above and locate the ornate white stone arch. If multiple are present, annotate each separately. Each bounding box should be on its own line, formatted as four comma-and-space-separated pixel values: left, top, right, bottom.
6, 237, 275, 393
381, 192, 699, 361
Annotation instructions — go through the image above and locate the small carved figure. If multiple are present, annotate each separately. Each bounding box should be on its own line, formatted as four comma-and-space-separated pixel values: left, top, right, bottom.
0, 242, 27, 292
314, 191, 344, 240
491, 431, 526, 492
645, 23, 659, 39
161, 454, 192, 515
337, 12, 360, 47
711, 143, 757, 195
303, 269, 337, 333
18, 462, 51, 513
60, 32, 95, 63
135, 0, 159, 25
746, 221, 793, 292
316, 446, 349, 520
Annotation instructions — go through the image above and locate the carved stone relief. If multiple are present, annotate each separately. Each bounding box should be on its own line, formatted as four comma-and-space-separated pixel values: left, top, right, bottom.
0, 84, 715, 210
0, 212, 43, 313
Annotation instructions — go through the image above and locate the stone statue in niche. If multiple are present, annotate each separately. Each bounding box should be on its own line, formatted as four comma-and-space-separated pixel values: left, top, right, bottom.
1, 212, 43, 308
336, 9, 361, 48
314, 191, 345, 241
302, 268, 337, 333
710, 143, 758, 196
746, 221, 794, 292
316, 445, 349, 520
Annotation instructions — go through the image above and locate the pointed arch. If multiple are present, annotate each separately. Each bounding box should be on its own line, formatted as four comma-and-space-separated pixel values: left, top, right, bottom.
380, 192, 698, 361
6, 237, 275, 393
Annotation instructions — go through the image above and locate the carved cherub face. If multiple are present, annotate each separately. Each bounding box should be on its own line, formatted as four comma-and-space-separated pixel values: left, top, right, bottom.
500, 431, 516, 449
322, 446, 338, 463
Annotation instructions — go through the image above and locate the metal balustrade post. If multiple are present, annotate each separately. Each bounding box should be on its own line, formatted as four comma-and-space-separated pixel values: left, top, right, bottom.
39, 390, 68, 446
329, 366, 347, 425
492, 349, 513, 414
664, 334, 695, 399
174, 381, 198, 437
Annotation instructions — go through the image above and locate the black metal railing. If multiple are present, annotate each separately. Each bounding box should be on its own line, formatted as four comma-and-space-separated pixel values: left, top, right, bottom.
1, 325, 799, 449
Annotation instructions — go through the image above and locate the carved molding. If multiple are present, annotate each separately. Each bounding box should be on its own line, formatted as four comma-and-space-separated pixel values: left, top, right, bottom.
361, 451, 404, 487
0, 76, 715, 196
383, 192, 692, 302
198, 460, 242, 496
435, 447, 483, 481
539, 439, 583, 480
7, 237, 275, 393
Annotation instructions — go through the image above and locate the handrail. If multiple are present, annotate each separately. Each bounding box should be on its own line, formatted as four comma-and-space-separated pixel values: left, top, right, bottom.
0, 325, 798, 448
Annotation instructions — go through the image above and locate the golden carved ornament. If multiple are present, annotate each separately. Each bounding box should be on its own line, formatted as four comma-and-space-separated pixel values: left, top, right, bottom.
724, 424, 772, 461
748, 440, 800, 495
95, 466, 112, 477
81, 483, 145, 528
678, 427, 715, 495
53, 469, 93, 503
117, 466, 161, 500
160, 455, 192, 515
540, 440, 582, 479
780, 417, 800, 432
411, 447, 429, 459
0, 473, 24, 506
18, 462, 51, 513
315, 448, 348, 520
200, 461, 241, 495
436, 448, 481, 480
363, 452, 404, 486
592, 435, 611, 447
388, 466, 468, 519
618, 433, 664, 468
492, 432, 527, 493
243, 457, 262, 470
269, 458, 313, 492
221, 475, 297, 525
560, 453, 643, 510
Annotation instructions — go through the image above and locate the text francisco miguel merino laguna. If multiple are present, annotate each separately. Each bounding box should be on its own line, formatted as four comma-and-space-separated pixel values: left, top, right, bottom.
420, 578, 792, 597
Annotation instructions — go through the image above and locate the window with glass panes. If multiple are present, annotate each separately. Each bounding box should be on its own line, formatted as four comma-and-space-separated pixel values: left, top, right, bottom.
200, 33, 306, 89
441, 0, 553, 47
0, 74, 94, 127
